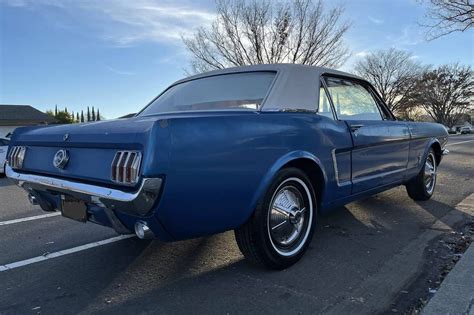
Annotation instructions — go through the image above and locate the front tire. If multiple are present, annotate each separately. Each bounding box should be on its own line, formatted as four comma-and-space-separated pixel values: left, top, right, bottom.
406, 149, 437, 201
235, 168, 317, 270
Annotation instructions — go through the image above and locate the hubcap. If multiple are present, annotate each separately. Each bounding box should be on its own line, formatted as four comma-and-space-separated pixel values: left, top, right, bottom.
424, 152, 437, 194
268, 178, 313, 256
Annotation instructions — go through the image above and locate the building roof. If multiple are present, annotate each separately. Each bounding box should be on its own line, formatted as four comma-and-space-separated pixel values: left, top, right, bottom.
0, 105, 56, 124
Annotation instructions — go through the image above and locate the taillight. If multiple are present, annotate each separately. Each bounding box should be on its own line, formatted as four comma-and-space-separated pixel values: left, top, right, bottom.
8, 146, 27, 169
111, 151, 142, 185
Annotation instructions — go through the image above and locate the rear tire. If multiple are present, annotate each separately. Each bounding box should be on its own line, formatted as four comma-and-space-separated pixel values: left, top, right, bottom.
406, 149, 437, 201
234, 167, 317, 270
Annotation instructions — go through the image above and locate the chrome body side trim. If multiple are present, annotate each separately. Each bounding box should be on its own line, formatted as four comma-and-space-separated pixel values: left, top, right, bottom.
331, 149, 340, 186
6, 165, 162, 217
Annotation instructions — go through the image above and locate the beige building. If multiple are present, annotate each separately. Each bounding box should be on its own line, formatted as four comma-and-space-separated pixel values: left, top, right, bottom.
0, 104, 56, 138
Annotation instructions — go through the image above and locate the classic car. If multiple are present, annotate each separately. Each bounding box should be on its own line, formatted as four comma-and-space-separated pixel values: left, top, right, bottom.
0, 138, 10, 176
5, 64, 449, 269
460, 126, 471, 134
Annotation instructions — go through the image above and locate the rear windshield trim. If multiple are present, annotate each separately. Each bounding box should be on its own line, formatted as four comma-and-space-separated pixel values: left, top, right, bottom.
137, 70, 278, 116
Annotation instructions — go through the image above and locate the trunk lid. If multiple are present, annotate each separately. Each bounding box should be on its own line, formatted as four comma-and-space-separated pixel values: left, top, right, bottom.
9, 117, 164, 187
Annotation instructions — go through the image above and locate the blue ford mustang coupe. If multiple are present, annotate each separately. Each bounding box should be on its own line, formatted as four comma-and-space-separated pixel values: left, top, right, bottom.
6, 64, 448, 269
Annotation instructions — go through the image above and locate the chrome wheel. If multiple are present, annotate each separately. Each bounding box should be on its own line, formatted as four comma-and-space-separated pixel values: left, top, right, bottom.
267, 177, 313, 257
424, 152, 437, 195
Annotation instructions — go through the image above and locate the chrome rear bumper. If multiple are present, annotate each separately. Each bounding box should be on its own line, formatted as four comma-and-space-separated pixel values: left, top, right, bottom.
6, 165, 162, 217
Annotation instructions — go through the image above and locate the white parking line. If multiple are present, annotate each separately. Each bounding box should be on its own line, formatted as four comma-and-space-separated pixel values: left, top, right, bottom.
0, 234, 135, 272
446, 139, 474, 147
0, 212, 61, 226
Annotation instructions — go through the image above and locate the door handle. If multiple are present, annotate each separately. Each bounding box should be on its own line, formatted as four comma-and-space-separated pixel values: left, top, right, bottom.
350, 124, 364, 132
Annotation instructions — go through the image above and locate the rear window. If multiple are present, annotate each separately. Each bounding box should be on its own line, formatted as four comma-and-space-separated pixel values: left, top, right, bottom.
139, 72, 276, 115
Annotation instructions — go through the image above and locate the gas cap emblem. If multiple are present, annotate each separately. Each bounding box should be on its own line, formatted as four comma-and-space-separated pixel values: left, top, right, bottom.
53, 149, 70, 169
63, 133, 69, 141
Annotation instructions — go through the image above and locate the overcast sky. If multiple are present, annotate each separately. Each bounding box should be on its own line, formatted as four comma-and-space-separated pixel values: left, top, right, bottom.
1, 0, 473, 119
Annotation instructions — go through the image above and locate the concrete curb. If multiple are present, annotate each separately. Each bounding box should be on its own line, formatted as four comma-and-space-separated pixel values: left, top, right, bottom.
422, 194, 474, 315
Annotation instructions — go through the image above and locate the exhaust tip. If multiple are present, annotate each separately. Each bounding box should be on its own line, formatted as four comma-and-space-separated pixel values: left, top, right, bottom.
28, 193, 38, 205
134, 221, 154, 239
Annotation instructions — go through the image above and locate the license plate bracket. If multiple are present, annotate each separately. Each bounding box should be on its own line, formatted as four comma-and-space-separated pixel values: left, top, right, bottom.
61, 196, 87, 222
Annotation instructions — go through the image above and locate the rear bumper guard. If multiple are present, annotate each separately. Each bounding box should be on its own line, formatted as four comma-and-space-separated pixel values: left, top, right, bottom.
5, 165, 162, 217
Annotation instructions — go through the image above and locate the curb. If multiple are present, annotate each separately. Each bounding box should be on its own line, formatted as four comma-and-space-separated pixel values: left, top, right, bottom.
422, 194, 474, 315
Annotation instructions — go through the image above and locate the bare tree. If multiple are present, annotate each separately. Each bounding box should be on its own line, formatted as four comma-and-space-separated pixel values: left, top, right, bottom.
183, 0, 351, 73
420, 0, 474, 40
407, 64, 473, 127
353, 48, 424, 114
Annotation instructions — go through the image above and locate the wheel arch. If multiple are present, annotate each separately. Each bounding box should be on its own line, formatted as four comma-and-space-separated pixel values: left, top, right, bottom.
430, 140, 442, 165
248, 151, 328, 221
281, 158, 325, 208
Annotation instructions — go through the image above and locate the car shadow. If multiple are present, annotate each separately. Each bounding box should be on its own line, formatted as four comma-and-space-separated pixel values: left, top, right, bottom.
0, 177, 13, 187
72, 195, 456, 313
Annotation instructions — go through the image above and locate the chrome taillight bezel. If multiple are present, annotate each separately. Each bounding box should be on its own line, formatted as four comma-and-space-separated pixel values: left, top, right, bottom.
8, 146, 27, 169
111, 151, 142, 185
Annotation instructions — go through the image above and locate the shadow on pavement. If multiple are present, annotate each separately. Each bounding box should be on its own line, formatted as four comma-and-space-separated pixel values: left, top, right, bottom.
1, 190, 472, 313
0, 177, 13, 187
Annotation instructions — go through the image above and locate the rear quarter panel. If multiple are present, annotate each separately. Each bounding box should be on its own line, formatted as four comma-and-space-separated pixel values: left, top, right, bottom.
151, 112, 347, 240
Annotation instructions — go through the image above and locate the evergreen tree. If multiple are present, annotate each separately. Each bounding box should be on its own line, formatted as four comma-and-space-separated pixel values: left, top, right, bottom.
76, 112, 79, 123
87, 107, 90, 122
55, 105, 58, 116
81, 110, 85, 123
97, 109, 101, 121
92, 106, 96, 121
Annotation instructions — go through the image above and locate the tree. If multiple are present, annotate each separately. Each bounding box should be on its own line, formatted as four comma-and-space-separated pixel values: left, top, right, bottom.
87, 107, 91, 122
183, 0, 351, 73
54, 105, 58, 116
407, 64, 473, 128
81, 110, 85, 123
354, 48, 424, 114
420, 0, 474, 40
46, 109, 74, 124
76, 112, 79, 123
55, 111, 74, 124
92, 106, 96, 121
96, 109, 101, 121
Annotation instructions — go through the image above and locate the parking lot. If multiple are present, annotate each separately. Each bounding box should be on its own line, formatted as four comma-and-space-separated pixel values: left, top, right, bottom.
0, 135, 473, 314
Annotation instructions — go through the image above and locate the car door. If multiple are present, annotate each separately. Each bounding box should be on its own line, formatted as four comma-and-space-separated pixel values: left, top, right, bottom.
323, 76, 410, 194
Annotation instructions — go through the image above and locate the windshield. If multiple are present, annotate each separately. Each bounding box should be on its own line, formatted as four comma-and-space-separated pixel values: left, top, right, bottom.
139, 72, 276, 115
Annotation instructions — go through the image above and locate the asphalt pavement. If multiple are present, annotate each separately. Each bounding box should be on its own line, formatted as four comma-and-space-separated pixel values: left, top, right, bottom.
0, 134, 473, 314
421, 194, 474, 315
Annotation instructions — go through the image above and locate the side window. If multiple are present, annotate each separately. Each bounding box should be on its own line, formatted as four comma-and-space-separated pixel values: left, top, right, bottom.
318, 82, 334, 119
368, 88, 391, 120
324, 77, 383, 121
